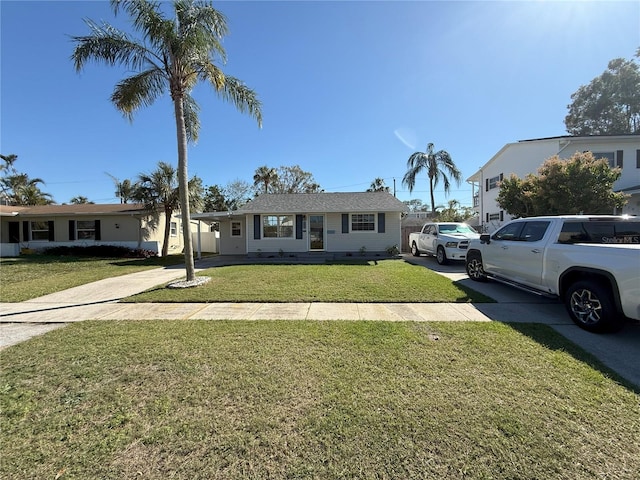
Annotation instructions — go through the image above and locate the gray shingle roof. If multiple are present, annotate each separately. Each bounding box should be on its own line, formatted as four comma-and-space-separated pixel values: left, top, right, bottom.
0, 203, 147, 216
239, 192, 408, 214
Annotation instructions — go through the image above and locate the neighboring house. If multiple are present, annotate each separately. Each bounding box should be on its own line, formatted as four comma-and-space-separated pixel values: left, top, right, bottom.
467, 135, 640, 233
0, 203, 216, 257
193, 192, 408, 256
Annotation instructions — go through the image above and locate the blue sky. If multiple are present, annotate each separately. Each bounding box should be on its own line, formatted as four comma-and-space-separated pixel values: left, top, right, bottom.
2, 0, 639, 208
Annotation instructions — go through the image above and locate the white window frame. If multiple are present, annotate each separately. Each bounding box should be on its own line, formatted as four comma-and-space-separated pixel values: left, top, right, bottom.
593, 151, 616, 168
488, 175, 501, 190
170, 221, 178, 237
231, 220, 242, 237
351, 213, 376, 232
263, 215, 294, 238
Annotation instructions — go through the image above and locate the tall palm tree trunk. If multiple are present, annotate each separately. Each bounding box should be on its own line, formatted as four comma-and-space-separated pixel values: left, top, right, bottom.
162, 204, 172, 257
429, 176, 437, 214
173, 95, 196, 281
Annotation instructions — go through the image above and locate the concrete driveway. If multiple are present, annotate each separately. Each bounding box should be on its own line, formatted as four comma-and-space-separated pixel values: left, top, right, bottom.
403, 254, 640, 389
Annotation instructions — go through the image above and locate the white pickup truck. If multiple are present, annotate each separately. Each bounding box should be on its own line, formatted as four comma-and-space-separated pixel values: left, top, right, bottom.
465, 215, 640, 332
409, 222, 480, 265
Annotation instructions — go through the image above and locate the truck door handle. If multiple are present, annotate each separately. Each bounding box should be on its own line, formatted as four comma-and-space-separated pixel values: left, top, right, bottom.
501, 245, 508, 250
531, 249, 540, 254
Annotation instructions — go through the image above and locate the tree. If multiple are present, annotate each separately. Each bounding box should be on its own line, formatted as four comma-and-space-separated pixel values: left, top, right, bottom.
367, 177, 390, 192
402, 143, 462, 214
565, 50, 640, 135
497, 151, 628, 218
1, 172, 53, 205
434, 199, 476, 223
106, 173, 136, 204
402, 199, 427, 212
134, 161, 203, 257
202, 184, 226, 211
70, 196, 94, 204
222, 179, 252, 210
269, 165, 322, 194
253, 166, 277, 194
72, 0, 262, 282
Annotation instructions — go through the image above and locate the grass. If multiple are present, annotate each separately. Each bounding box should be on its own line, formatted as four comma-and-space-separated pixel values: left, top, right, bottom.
125, 260, 493, 303
0, 254, 185, 302
1, 320, 638, 479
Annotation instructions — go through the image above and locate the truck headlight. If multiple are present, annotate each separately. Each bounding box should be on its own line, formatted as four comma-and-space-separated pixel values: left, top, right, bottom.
445, 241, 458, 248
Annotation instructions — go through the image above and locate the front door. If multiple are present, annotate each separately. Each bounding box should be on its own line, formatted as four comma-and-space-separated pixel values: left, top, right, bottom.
309, 215, 324, 251
8, 221, 20, 243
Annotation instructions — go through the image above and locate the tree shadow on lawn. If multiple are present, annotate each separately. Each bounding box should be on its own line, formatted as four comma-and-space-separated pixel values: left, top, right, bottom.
506, 323, 640, 394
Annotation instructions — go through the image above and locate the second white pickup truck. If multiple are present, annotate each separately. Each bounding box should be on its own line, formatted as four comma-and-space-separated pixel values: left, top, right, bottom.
409, 222, 480, 264
465, 215, 640, 332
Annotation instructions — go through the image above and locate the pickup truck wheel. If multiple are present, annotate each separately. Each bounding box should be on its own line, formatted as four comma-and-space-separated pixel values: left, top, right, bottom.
564, 281, 623, 333
436, 246, 448, 265
465, 252, 487, 282
411, 242, 420, 257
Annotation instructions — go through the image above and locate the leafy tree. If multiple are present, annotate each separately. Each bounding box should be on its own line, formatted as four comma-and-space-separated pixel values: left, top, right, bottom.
70, 196, 94, 204
72, 0, 262, 282
253, 166, 278, 194
402, 143, 462, 214
403, 199, 427, 212
269, 165, 322, 194
497, 151, 628, 218
203, 184, 226, 211
134, 161, 203, 257
434, 199, 476, 223
1, 154, 54, 205
565, 50, 640, 135
367, 178, 390, 192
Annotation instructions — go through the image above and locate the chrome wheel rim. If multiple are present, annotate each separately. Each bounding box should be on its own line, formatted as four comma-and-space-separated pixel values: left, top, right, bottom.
570, 289, 602, 325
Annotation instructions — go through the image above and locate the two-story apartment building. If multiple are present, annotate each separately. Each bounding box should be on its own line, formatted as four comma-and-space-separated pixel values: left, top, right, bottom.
467, 135, 640, 232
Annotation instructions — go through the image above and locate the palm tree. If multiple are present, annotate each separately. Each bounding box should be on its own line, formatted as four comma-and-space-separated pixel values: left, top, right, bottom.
72, 0, 262, 281
367, 177, 389, 192
253, 165, 278, 194
106, 173, 136, 204
402, 143, 462, 214
135, 161, 203, 257
70, 196, 94, 204
1, 173, 53, 205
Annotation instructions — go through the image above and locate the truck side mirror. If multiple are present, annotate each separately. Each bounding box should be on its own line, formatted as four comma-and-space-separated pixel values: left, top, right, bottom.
480, 234, 491, 244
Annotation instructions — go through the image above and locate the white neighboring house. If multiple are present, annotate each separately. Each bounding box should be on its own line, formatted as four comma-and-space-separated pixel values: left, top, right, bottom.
467, 135, 640, 233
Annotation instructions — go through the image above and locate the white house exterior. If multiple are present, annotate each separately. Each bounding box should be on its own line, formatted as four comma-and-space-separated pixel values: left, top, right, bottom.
193, 192, 408, 257
0, 203, 217, 257
467, 135, 640, 233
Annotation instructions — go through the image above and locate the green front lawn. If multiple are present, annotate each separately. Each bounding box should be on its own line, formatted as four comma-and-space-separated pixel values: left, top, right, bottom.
0, 255, 185, 302
2, 320, 638, 479
126, 260, 493, 303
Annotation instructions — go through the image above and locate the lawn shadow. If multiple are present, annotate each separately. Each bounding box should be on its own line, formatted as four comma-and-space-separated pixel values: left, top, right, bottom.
506, 323, 640, 394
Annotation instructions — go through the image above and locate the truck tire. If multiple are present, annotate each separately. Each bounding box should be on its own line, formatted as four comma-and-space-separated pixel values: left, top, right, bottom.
411, 242, 420, 257
465, 252, 487, 282
564, 280, 624, 333
436, 245, 449, 265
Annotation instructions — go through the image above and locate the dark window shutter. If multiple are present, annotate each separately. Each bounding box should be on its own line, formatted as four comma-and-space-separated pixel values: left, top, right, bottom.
342, 214, 349, 233
48, 221, 55, 241
636, 150, 640, 168
499, 173, 503, 182
23, 221, 29, 241
296, 215, 303, 239
95, 220, 101, 240
485, 179, 489, 192
616, 150, 623, 168
500, 211, 504, 222
69, 220, 76, 241
378, 213, 385, 233
485, 213, 489, 223
253, 215, 261, 240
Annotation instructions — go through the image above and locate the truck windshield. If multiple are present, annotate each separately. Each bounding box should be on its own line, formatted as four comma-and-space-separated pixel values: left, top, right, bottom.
558, 221, 640, 244
438, 224, 477, 234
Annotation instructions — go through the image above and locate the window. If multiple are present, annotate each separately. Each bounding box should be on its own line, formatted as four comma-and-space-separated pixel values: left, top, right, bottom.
492, 222, 524, 241
170, 221, 178, 237
231, 221, 242, 237
263, 215, 293, 238
351, 213, 375, 231
486, 173, 503, 191
520, 221, 550, 242
77, 220, 96, 240
558, 221, 640, 245
593, 151, 615, 168
30, 221, 50, 241
488, 213, 500, 221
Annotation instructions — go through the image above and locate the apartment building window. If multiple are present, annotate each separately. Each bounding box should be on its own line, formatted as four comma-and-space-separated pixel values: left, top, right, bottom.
486, 173, 503, 191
